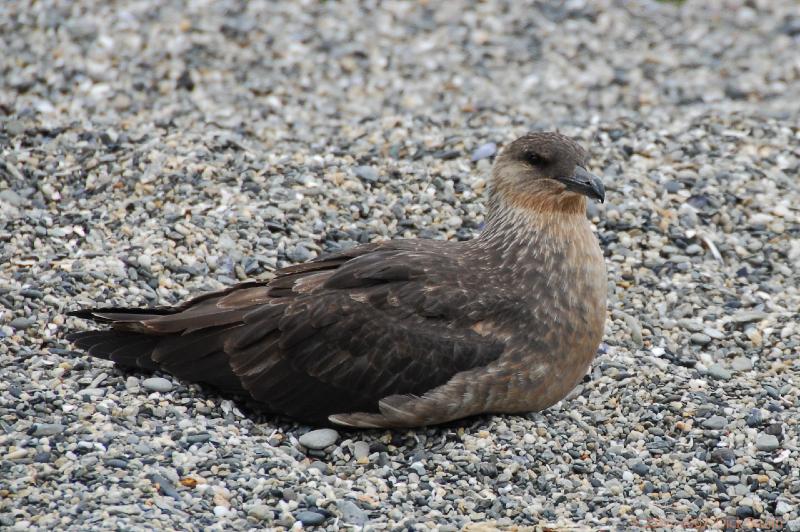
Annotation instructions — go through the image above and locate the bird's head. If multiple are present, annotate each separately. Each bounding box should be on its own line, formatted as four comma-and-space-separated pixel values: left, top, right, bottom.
490, 132, 604, 215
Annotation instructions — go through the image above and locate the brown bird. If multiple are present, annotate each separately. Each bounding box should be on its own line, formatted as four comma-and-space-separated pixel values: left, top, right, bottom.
67, 132, 607, 428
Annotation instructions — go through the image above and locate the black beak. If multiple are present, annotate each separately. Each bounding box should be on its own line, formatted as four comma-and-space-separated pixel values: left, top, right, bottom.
557, 166, 605, 203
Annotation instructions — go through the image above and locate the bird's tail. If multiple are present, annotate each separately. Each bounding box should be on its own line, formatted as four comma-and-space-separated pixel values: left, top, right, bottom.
65, 307, 176, 369
65, 307, 247, 394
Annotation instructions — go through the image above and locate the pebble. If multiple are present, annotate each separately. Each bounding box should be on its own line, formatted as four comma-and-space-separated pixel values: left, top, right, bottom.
756, 434, 780, 452
690, 333, 712, 345
471, 142, 497, 162
707, 364, 732, 381
710, 448, 736, 467
141, 377, 173, 393
248, 504, 272, 521
730, 311, 768, 324
295, 510, 326, 526
149, 474, 180, 501
337, 500, 369, 526
731, 357, 753, 371
9, 317, 35, 330
29, 423, 66, 437
353, 441, 370, 463
299, 429, 339, 450
701, 416, 728, 430
354, 166, 379, 183
746, 409, 763, 427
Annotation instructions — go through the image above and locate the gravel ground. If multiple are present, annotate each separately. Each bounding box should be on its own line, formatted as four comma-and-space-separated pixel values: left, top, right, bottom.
2, 0, 799, 529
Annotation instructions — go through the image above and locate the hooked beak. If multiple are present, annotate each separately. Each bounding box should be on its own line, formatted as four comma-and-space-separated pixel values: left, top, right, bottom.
556, 166, 605, 203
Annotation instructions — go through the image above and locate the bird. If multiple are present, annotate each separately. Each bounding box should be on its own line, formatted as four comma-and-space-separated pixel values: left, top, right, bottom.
66, 132, 607, 428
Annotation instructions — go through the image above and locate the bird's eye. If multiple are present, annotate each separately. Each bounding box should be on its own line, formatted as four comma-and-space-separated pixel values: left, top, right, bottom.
525, 152, 547, 166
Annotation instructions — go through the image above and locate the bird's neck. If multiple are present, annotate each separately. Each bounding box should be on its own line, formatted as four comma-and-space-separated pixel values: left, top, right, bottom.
475, 192, 591, 256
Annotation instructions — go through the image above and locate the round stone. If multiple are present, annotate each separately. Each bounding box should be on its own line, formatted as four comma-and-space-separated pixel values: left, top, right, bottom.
296, 510, 326, 526
141, 377, 174, 393
298, 429, 339, 450
756, 434, 780, 452
701, 415, 728, 430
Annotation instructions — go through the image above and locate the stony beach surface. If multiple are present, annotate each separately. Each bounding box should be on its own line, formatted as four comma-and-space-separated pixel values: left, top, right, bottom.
1, 0, 799, 529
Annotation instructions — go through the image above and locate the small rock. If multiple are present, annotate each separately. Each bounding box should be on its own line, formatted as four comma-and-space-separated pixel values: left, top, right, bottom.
125, 376, 140, 391
337, 500, 368, 526
213, 506, 229, 517
731, 357, 752, 371
702, 328, 724, 340
9, 317, 35, 330
746, 409, 763, 427
730, 310, 768, 324
142, 377, 173, 393
149, 474, 180, 500
105, 458, 128, 468
471, 142, 497, 162
248, 504, 272, 521
707, 364, 732, 381
295, 510, 326, 526
685, 243, 703, 255
299, 428, 339, 450
701, 415, 728, 430
622, 313, 643, 347
288, 245, 312, 262
186, 433, 212, 444
0, 189, 25, 206
776, 500, 794, 516
353, 441, 370, 463
690, 332, 711, 345
755, 434, 780, 452
29, 423, 66, 437
354, 166, 379, 182
710, 448, 736, 467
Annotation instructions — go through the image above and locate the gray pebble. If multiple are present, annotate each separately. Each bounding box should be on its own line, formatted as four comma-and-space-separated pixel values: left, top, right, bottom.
731, 356, 753, 371
337, 500, 369, 526
710, 448, 736, 467
30, 423, 66, 437
288, 245, 312, 262
299, 428, 339, 450
9, 317, 35, 330
685, 244, 703, 255
141, 377, 173, 392
690, 332, 711, 345
707, 364, 732, 381
702, 328, 724, 340
755, 434, 780, 452
746, 409, 763, 427
248, 504, 272, 521
701, 415, 728, 430
471, 142, 497, 162
186, 433, 211, 444
0, 189, 25, 206
148, 474, 180, 501
730, 311, 768, 324
353, 441, 370, 462
354, 166, 379, 182
295, 510, 326, 526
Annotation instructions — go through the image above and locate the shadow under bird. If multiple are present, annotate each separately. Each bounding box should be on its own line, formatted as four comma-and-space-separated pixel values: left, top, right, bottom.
67, 132, 608, 428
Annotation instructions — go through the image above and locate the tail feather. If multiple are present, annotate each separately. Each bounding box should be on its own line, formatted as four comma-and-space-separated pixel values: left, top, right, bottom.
65, 307, 247, 395
67, 307, 175, 321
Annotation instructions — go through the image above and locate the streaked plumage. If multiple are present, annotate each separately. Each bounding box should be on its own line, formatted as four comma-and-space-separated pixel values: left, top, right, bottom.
67, 132, 607, 428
